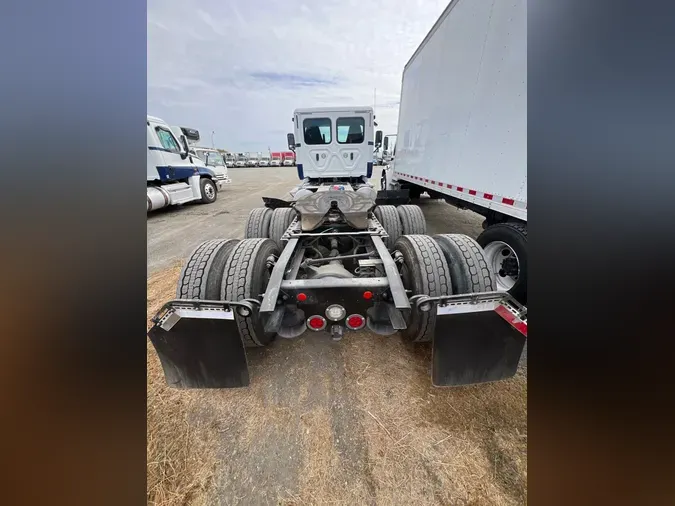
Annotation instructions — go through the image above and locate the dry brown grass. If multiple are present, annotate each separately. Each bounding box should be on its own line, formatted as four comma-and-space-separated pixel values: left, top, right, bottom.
147, 264, 217, 506
146, 264, 527, 506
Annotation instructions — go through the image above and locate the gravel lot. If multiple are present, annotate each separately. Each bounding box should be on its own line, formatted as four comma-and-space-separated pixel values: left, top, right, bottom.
147, 166, 526, 506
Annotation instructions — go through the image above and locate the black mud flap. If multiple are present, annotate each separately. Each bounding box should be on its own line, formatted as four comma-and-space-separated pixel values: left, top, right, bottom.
430, 296, 527, 386
148, 301, 250, 388
376, 189, 409, 206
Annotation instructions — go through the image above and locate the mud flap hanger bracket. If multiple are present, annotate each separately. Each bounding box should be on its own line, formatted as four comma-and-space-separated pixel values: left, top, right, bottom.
152, 298, 260, 331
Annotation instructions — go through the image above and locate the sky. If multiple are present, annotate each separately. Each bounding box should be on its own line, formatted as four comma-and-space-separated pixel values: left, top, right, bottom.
148, 0, 448, 153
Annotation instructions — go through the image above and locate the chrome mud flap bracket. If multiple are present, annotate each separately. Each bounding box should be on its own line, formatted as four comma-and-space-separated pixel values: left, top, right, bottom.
416, 292, 527, 386
148, 299, 257, 389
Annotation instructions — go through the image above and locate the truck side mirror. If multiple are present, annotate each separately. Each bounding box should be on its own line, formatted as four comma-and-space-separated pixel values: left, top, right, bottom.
375, 130, 382, 147
383, 137, 389, 151
180, 135, 189, 160
287, 133, 296, 151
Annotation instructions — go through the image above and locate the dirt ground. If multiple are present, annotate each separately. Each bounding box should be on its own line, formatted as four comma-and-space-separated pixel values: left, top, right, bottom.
147, 167, 527, 506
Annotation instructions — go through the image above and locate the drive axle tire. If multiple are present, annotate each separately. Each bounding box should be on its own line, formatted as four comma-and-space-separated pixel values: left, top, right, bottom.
476, 222, 527, 304
221, 238, 280, 347
244, 207, 272, 238
397, 205, 426, 235
200, 178, 217, 204
433, 234, 495, 294
373, 205, 401, 249
268, 208, 297, 248
176, 239, 240, 299
394, 235, 451, 342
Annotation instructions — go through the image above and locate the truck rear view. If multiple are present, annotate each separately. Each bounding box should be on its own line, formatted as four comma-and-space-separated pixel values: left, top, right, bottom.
386, 0, 527, 302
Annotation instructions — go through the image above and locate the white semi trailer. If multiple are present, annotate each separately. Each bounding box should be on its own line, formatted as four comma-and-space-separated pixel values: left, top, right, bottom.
383, 0, 527, 302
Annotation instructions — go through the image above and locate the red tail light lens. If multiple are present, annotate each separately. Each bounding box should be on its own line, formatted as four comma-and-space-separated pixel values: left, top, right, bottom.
297, 292, 307, 302
346, 314, 366, 330
307, 315, 326, 331
363, 291, 373, 300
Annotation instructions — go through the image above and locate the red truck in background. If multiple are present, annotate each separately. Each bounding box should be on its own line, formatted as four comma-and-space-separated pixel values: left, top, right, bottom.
270, 151, 283, 166
282, 151, 296, 166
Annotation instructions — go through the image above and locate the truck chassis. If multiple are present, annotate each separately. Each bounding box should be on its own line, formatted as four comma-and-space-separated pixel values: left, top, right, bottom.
148, 183, 527, 389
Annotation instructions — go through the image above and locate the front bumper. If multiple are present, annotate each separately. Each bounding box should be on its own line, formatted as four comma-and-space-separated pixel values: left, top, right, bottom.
215, 175, 231, 190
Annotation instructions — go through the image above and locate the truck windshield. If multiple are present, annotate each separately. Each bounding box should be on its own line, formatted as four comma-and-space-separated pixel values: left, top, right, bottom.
336, 117, 365, 144
303, 118, 331, 145
205, 153, 224, 166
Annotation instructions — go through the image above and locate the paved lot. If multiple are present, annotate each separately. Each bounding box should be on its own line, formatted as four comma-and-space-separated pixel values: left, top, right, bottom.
147, 166, 484, 276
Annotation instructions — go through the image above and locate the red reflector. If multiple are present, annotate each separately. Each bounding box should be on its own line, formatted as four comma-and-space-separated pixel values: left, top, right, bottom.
308, 316, 325, 330
297, 292, 307, 302
347, 315, 364, 329
363, 291, 373, 300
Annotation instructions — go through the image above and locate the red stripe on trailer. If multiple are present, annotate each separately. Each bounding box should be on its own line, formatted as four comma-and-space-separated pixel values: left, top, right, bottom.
468, 189, 477, 195
494, 305, 528, 337
484, 193, 493, 200
502, 197, 515, 205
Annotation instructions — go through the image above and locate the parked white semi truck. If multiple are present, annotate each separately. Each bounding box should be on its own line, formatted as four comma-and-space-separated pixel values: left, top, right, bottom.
191, 147, 232, 187
247, 152, 259, 167
383, 0, 527, 303
259, 154, 271, 167
235, 153, 247, 167
147, 116, 223, 212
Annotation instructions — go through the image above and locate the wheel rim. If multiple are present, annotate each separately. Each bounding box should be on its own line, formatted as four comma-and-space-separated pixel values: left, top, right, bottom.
204, 182, 215, 199
483, 241, 519, 291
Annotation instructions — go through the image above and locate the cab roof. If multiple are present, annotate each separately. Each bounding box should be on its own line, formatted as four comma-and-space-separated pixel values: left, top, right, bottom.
293, 106, 373, 115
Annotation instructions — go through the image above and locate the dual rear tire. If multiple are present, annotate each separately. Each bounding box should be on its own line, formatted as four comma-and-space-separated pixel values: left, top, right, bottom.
177, 237, 280, 348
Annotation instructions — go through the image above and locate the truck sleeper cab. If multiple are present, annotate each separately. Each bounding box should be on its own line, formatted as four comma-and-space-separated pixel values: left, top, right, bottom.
147, 116, 220, 212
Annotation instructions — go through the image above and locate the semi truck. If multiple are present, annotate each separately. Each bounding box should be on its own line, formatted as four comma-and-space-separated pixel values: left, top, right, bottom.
191, 147, 232, 187
282, 151, 296, 166
270, 152, 282, 166
225, 153, 236, 167
259, 154, 271, 167
147, 104, 527, 389
376, 133, 397, 165
235, 153, 247, 167
247, 152, 259, 167
383, 0, 527, 303
147, 116, 223, 212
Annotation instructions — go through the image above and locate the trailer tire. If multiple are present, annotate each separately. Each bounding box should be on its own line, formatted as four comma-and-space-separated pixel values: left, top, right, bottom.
433, 234, 495, 294
199, 178, 217, 204
176, 239, 240, 300
373, 205, 401, 249
221, 238, 280, 347
476, 222, 527, 304
394, 235, 451, 342
244, 207, 272, 238
268, 208, 297, 248
397, 205, 426, 235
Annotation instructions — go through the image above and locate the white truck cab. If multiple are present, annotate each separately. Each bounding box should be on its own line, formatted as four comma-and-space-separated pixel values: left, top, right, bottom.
259, 155, 270, 167
235, 153, 247, 167
192, 147, 232, 188
288, 107, 375, 180
246, 153, 259, 167
147, 115, 220, 212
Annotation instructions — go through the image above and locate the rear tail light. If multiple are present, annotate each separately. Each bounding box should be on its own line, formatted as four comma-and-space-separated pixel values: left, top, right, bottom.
346, 314, 366, 330
307, 315, 326, 331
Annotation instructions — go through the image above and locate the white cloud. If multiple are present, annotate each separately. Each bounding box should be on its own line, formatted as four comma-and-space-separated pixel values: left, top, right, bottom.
148, 0, 447, 151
